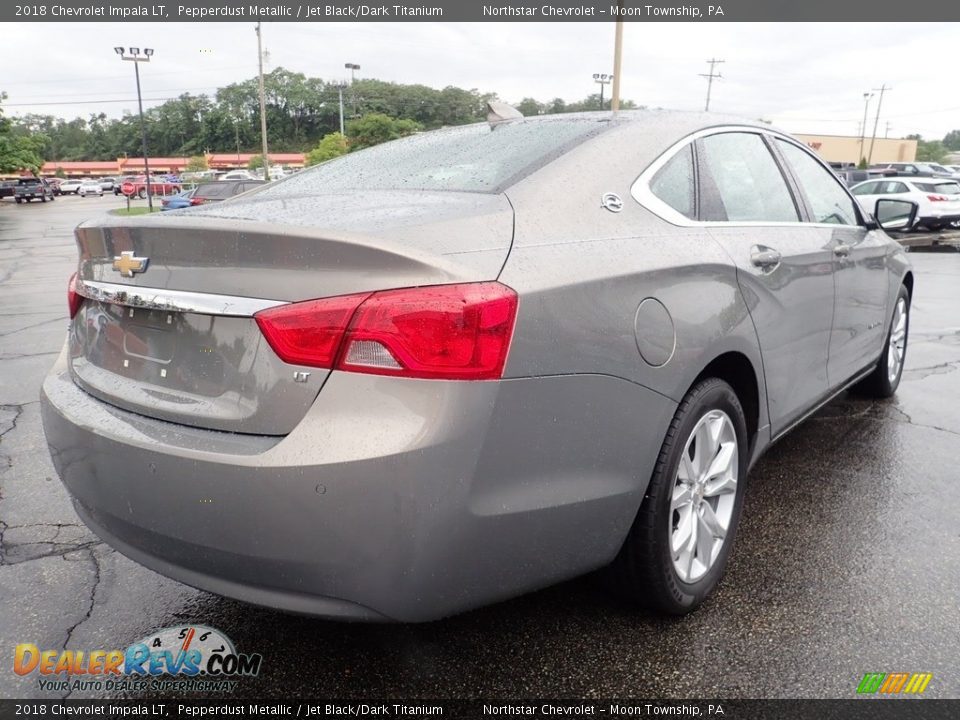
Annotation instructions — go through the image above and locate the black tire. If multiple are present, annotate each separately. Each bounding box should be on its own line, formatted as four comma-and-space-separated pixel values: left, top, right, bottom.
852, 284, 910, 398
138, 189, 147, 199
15, 198, 21, 204
40, 194, 47, 203
608, 377, 749, 615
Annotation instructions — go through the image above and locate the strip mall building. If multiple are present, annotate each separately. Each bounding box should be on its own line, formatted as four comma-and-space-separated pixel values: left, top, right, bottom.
31, 152, 306, 179
792, 134, 918, 164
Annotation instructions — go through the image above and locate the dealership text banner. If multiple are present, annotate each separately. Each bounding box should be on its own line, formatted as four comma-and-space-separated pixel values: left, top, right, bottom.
8, 0, 960, 22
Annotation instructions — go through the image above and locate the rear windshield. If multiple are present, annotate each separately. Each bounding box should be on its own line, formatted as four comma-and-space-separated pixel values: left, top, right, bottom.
257, 118, 609, 195
18, 179, 41, 185
915, 181, 960, 194
195, 183, 234, 199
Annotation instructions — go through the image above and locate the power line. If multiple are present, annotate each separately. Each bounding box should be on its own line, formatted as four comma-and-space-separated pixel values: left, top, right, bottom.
699, 58, 724, 112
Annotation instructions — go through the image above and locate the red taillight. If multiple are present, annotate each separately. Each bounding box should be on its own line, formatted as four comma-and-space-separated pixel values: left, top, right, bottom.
68, 273, 83, 319
190, 198, 204, 205
927, 194, 948, 202
255, 293, 369, 369
254, 282, 518, 381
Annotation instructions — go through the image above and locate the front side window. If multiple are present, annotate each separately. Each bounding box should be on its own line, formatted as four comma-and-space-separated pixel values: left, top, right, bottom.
697, 133, 799, 222
649, 145, 695, 219
851, 181, 880, 195
776, 140, 860, 225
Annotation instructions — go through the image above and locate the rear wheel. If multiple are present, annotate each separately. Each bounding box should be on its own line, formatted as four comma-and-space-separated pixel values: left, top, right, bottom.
853, 285, 910, 398
138, 189, 147, 199
608, 377, 748, 614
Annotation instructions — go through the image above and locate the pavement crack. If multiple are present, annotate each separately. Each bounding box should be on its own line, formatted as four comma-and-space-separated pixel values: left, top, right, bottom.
61, 549, 104, 701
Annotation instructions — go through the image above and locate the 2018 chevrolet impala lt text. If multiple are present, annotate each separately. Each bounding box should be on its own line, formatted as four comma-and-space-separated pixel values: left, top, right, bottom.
40, 111, 914, 622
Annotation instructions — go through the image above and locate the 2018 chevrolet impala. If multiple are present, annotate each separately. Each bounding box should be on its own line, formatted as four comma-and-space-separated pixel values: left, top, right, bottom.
41, 111, 914, 622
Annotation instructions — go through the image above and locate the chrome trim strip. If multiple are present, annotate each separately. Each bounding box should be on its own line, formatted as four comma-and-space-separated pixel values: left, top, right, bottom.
76, 279, 288, 317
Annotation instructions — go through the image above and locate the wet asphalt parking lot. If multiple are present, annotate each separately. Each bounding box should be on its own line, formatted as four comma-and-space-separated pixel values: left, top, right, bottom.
0, 195, 957, 700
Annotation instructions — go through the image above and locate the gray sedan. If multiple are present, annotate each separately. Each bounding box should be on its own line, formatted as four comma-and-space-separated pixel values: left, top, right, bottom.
41, 111, 913, 621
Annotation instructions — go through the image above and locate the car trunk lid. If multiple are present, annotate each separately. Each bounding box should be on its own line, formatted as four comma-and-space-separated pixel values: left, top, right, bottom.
69, 190, 514, 435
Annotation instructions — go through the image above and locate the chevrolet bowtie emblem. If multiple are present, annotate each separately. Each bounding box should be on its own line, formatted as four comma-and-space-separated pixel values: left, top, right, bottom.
112, 251, 149, 277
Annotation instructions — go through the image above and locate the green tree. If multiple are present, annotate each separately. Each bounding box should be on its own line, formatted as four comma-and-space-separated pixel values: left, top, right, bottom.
515, 98, 543, 117
908, 134, 949, 163
305, 132, 348, 166
0, 92, 47, 173
185, 155, 209, 171
247, 154, 266, 170
942, 130, 960, 151
55, 166, 66, 178
346, 113, 420, 151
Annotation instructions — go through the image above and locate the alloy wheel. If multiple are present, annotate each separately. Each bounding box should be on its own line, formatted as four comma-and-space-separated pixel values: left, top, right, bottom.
670, 409, 739, 583
887, 297, 908, 384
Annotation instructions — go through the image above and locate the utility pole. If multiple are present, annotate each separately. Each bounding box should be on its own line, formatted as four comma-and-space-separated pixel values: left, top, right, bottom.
700, 58, 724, 111
255, 22, 270, 181
867, 84, 890, 164
335, 81, 348, 135
885, 121, 892, 139
859, 92, 873, 165
610, 0, 625, 113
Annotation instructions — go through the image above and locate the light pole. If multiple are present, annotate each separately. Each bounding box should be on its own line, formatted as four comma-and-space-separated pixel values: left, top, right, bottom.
345, 63, 360, 117
859, 92, 873, 166
593, 73, 612, 110
334, 81, 348, 135
115, 46, 155, 211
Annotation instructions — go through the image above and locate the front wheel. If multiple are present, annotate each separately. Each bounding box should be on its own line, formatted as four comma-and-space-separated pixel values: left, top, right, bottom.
608, 377, 748, 614
853, 285, 910, 398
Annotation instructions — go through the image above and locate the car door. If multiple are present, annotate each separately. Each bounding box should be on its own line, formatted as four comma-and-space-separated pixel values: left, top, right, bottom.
773, 138, 890, 389
697, 130, 835, 435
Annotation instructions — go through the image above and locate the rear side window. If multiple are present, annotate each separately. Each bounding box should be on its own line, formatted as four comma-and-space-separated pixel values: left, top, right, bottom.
776, 140, 859, 225
698, 132, 799, 222
649, 145, 695, 219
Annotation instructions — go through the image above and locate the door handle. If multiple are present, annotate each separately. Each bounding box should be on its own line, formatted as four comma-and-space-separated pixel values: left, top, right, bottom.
833, 243, 852, 257
750, 246, 781, 269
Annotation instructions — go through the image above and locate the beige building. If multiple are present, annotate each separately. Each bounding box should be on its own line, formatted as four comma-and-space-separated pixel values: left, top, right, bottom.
793, 134, 917, 165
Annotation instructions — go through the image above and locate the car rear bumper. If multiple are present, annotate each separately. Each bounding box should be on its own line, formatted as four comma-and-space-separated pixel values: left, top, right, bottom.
41, 346, 674, 621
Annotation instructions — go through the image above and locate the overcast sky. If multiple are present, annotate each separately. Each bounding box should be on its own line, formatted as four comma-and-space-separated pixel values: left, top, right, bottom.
3, 21, 959, 140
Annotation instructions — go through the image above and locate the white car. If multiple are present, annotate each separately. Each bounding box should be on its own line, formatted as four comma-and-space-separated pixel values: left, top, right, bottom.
59, 179, 83, 195
78, 181, 104, 197
219, 171, 256, 181
850, 176, 960, 230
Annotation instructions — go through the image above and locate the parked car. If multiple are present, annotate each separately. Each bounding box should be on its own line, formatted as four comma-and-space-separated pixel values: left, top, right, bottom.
187, 180, 264, 205
869, 162, 954, 178
0, 180, 15, 200
219, 170, 256, 181
59, 179, 83, 195
120, 175, 181, 199
14, 178, 55, 203
99, 177, 117, 192
41, 112, 914, 622
850, 176, 960, 230
78, 181, 104, 198
833, 168, 896, 186
160, 188, 197, 211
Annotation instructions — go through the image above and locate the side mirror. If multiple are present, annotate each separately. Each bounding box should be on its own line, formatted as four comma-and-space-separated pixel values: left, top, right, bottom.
874, 198, 918, 231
